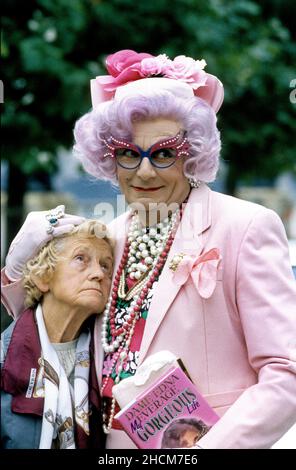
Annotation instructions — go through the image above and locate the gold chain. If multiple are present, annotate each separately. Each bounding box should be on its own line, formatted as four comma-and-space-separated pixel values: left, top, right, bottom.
117, 267, 152, 301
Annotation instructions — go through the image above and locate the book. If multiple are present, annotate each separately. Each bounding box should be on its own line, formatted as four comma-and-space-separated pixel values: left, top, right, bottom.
114, 362, 219, 449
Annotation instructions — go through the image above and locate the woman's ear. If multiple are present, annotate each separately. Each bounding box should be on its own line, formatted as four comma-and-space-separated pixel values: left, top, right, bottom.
31, 274, 50, 293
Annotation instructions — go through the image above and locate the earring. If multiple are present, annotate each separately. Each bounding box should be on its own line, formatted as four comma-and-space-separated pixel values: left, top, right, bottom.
187, 177, 201, 188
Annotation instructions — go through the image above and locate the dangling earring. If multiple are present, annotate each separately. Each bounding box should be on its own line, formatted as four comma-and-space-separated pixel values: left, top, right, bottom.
187, 177, 201, 188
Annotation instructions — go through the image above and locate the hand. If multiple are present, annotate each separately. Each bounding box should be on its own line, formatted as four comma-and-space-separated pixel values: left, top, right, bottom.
5, 205, 85, 281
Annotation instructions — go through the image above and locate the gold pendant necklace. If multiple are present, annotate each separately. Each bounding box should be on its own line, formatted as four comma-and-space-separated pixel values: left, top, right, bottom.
118, 268, 152, 301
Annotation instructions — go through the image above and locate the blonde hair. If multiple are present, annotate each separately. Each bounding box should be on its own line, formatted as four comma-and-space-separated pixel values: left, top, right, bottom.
23, 220, 114, 309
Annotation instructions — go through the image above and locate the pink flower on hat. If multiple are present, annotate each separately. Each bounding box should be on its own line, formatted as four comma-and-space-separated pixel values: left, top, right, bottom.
106, 49, 153, 77
141, 54, 171, 76
98, 49, 153, 91
96, 50, 208, 93
163, 55, 207, 89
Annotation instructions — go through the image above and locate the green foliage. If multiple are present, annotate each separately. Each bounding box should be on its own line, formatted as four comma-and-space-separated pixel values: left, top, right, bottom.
2, 0, 296, 187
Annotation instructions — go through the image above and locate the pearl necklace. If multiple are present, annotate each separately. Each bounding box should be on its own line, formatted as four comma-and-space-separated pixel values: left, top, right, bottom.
126, 215, 176, 280
101, 209, 181, 433
101, 210, 180, 353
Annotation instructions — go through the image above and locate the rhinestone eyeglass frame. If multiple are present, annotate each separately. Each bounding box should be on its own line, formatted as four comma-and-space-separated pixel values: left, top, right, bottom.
102, 131, 190, 169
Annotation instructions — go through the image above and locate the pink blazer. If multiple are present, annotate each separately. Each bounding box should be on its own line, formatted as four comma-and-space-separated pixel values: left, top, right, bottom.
94, 184, 296, 449
2, 185, 296, 448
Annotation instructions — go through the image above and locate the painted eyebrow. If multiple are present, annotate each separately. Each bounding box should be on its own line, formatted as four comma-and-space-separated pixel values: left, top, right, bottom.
120, 133, 180, 147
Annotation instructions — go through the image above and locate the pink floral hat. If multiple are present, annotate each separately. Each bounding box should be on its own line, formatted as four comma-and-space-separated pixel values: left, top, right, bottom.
90, 50, 224, 113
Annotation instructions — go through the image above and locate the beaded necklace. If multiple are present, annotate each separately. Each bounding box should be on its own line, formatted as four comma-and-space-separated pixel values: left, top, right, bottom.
101, 208, 181, 433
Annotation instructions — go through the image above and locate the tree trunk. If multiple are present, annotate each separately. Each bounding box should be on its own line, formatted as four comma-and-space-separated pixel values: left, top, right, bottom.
7, 162, 27, 247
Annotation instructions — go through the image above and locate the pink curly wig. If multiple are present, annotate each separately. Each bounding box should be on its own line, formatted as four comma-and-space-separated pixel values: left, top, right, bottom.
73, 90, 221, 186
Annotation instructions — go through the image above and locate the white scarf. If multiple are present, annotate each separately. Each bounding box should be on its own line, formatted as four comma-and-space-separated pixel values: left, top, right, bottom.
35, 305, 91, 449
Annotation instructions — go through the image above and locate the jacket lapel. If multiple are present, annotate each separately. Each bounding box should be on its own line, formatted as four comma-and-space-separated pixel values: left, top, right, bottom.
138, 184, 212, 364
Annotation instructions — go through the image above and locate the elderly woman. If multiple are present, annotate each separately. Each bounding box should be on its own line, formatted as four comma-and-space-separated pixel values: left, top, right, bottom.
1, 218, 113, 448
1, 50, 296, 449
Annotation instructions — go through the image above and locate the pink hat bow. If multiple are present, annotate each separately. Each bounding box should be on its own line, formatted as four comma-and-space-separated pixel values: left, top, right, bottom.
170, 248, 222, 299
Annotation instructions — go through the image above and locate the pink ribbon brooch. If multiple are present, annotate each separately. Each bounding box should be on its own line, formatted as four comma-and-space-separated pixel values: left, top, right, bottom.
169, 248, 222, 299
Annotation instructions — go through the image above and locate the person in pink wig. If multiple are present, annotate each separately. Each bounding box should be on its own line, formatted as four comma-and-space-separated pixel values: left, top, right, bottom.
1, 50, 296, 449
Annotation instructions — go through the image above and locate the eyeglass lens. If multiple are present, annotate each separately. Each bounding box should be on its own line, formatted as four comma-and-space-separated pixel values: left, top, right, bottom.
115, 148, 177, 169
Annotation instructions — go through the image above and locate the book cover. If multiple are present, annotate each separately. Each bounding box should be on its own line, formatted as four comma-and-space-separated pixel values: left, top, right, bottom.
114, 364, 219, 449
